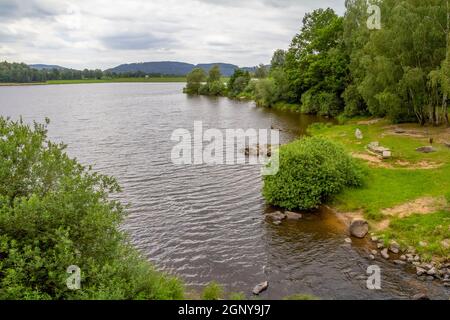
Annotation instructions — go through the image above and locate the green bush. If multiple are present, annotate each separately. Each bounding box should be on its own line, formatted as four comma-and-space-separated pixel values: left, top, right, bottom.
263, 137, 364, 210
0, 118, 184, 300
201, 282, 223, 300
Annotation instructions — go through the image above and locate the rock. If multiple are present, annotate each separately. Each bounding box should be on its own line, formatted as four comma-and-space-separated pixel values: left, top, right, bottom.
444, 142, 450, 148
416, 146, 436, 153
395, 128, 406, 134
349, 219, 369, 238
407, 247, 416, 254
445, 283, 450, 288
267, 212, 286, 222
400, 255, 407, 261
371, 250, 378, 255
272, 221, 282, 226
285, 211, 303, 220
355, 129, 363, 140
427, 267, 436, 276
412, 293, 430, 300
253, 281, 268, 295
377, 243, 384, 249
441, 239, 450, 249
414, 255, 420, 262
413, 262, 421, 266
389, 241, 400, 254
345, 238, 352, 244
368, 142, 391, 158
371, 236, 379, 242
394, 260, 406, 266
369, 254, 375, 260
416, 267, 427, 276
426, 276, 435, 281
381, 248, 390, 260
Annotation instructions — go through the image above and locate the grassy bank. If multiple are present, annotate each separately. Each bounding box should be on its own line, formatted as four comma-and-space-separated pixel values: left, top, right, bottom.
0, 77, 187, 86
308, 119, 450, 260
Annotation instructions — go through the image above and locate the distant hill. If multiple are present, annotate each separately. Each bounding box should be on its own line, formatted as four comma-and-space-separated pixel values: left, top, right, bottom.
29, 64, 67, 71
106, 61, 263, 77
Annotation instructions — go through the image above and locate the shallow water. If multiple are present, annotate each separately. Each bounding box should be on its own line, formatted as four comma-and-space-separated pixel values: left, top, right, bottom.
0, 83, 448, 299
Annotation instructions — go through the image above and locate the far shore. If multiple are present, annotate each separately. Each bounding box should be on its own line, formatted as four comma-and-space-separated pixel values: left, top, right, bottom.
0, 77, 188, 86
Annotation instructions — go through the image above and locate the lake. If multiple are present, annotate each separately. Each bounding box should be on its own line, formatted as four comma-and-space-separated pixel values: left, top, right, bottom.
0, 83, 447, 299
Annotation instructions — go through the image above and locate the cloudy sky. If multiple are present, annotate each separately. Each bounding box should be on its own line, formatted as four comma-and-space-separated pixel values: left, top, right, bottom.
0, 0, 346, 70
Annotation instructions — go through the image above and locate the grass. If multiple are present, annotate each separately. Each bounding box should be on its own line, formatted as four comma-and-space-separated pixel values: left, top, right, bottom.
382, 211, 450, 260
308, 119, 450, 260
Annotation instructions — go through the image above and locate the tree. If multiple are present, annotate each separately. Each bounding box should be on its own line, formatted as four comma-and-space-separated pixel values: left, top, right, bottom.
0, 118, 184, 299
270, 49, 286, 70
284, 8, 349, 115
185, 68, 206, 94
254, 64, 268, 79
207, 65, 222, 83
228, 69, 251, 97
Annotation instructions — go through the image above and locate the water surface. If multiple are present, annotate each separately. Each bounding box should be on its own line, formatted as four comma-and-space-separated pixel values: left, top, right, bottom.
0, 83, 448, 299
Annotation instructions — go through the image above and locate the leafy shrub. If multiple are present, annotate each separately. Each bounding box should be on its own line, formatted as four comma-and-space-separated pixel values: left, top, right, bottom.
0, 118, 184, 300
263, 137, 364, 210
185, 68, 206, 94
228, 69, 251, 97
201, 282, 223, 300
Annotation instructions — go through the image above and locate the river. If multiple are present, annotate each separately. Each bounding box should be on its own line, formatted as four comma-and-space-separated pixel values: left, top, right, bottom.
0, 83, 448, 299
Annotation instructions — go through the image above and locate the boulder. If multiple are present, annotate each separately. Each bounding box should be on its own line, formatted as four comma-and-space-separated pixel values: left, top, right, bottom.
381, 248, 390, 260
416, 267, 426, 276
355, 129, 363, 140
389, 241, 400, 254
285, 211, 303, 220
368, 142, 391, 159
416, 146, 436, 153
266, 212, 286, 222
394, 260, 406, 266
349, 219, 369, 238
252, 281, 268, 295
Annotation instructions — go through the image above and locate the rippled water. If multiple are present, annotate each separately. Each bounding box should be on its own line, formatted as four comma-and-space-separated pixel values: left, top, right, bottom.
1, 83, 448, 299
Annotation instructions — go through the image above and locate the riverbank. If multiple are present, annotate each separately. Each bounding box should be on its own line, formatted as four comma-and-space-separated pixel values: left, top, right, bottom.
307, 119, 450, 263
0, 77, 187, 86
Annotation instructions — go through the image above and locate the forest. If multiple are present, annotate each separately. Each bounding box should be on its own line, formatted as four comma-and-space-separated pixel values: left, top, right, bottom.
186, 0, 450, 126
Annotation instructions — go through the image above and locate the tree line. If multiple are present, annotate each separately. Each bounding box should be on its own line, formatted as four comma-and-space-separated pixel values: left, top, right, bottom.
0, 61, 179, 83
186, 0, 450, 126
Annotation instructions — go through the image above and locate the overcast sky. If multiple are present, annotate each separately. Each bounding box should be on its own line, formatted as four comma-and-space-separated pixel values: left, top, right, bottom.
0, 0, 346, 70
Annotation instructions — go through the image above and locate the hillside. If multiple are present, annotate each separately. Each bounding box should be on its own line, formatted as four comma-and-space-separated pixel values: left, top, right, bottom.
106, 61, 259, 76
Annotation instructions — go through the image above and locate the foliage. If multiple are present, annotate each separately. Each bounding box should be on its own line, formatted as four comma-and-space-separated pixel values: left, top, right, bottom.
185, 68, 207, 94
263, 137, 364, 210
201, 282, 223, 300
228, 69, 251, 97
0, 118, 184, 300
253, 64, 268, 79
270, 49, 287, 70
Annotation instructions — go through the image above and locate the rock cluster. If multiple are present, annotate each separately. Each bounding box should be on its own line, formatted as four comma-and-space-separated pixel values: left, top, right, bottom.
265, 211, 303, 225
416, 146, 436, 153
369, 235, 450, 287
367, 141, 392, 159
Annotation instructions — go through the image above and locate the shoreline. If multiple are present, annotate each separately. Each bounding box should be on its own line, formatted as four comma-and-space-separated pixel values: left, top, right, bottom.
0, 77, 187, 87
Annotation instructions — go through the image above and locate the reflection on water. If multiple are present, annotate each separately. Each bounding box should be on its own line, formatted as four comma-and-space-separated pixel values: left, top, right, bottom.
0, 83, 448, 299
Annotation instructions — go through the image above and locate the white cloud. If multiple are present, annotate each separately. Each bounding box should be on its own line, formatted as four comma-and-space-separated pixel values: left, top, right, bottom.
0, 0, 346, 69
